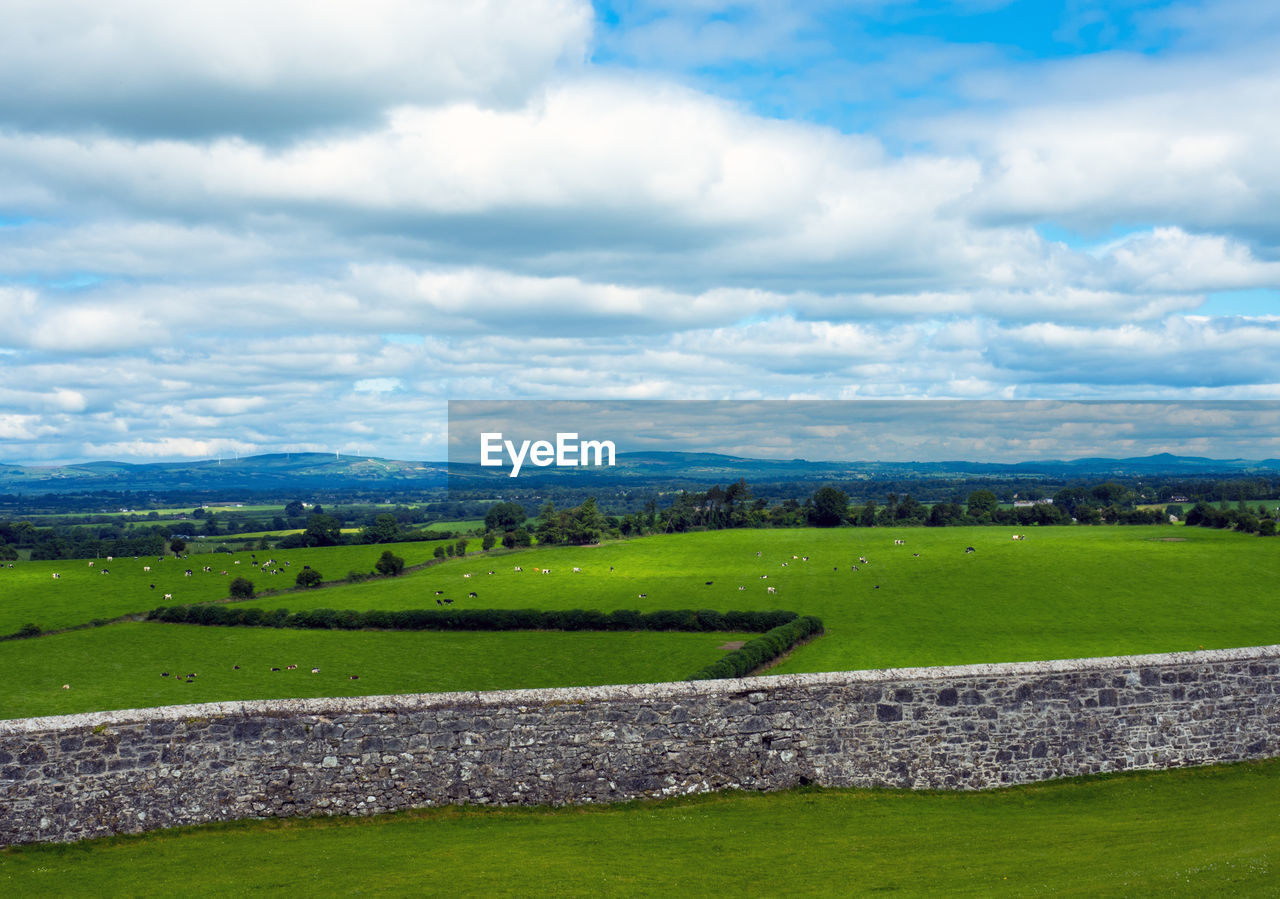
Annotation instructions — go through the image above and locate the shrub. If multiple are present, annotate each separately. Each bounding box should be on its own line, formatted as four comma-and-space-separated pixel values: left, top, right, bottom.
296, 568, 323, 588
375, 550, 405, 576
229, 576, 256, 599
15, 622, 41, 638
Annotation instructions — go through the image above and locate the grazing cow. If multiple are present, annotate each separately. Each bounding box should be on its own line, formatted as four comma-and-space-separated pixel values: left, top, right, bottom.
965, 547, 976, 554
436, 599, 443, 606
286, 665, 297, 670
755, 551, 762, 557
100, 569, 109, 575
514, 566, 522, 572
543, 569, 551, 575
767, 586, 777, 594
913, 553, 920, 558
792, 555, 799, 560
858, 556, 868, 564
434, 590, 444, 595
349, 675, 360, 680
62, 684, 70, 690
705, 581, 713, 586
463, 573, 472, 579
468, 592, 477, 598
52, 573, 60, 579
143, 566, 151, 572
161, 672, 169, 677
781, 562, 788, 567
311, 667, 320, 674
271, 667, 280, 672
760, 575, 768, 579
802, 556, 809, 561
164, 594, 173, 600
572, 567, 582, 573
88, 562, 94, 567
638, 593, 647, 598
738, 586, 746, 590
150, 584, 155, 589
443, 598, 453, 604
106, 556, 113, 562
487, 571, 495, 575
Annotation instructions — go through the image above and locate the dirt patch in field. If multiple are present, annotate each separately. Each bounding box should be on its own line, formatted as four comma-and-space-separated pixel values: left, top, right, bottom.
1155, 537, 1187, 542
718, 641, 746, 651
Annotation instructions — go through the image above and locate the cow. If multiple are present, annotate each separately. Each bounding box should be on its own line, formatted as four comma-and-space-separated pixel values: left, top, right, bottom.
767, 586, 777, 594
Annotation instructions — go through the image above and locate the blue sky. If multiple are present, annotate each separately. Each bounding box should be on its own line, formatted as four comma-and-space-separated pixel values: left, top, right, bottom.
1, 1, 1279, 464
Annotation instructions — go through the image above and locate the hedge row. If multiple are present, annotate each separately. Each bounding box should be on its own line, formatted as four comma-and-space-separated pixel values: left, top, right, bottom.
686, 615, 825, 681
146, 604, 800, 633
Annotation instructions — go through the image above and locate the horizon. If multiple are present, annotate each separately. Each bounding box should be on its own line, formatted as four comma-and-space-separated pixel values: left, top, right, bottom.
2, 2, 1279, 464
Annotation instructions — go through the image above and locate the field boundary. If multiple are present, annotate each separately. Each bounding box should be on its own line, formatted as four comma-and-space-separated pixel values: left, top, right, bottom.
4, 643, 1280, 846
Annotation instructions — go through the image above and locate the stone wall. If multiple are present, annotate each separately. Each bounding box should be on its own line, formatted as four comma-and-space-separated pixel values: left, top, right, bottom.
3, 645, 1279, 847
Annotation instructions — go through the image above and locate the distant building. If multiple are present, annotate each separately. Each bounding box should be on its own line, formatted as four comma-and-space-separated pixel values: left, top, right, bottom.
1013, 498, 1054, 508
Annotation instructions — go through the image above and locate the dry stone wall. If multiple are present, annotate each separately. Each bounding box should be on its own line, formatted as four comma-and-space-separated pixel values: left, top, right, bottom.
3, 644, 1279, 847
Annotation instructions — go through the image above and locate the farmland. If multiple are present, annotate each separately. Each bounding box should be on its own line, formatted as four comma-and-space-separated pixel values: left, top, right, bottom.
3, 522, 1280, 893
3, 524, 1279, 720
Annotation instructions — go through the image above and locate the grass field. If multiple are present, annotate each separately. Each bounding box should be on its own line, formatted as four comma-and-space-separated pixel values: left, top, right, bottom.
0, 541, 442, 637
0, 622, 749, 719
4, 525, 1280, 720
2, 760, 1277, 895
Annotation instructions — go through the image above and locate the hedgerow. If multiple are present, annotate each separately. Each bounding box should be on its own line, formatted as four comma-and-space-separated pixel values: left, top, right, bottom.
145, 604, 801, 634
686, 615, 825, 680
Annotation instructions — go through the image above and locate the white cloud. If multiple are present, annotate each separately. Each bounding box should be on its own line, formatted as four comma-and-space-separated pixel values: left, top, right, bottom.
0, 0, 592, 136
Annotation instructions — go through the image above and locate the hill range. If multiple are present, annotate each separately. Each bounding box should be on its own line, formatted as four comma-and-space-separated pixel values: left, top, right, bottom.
2, 451, 1279, 495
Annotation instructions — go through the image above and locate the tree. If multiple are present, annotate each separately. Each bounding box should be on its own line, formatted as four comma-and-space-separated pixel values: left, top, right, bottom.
304, 513, 342, 546
296, 567, 323, 588
169, 537, 187, 555
808, 486, 849, 527
375, 550, 405, 576
484, 501, 526, 533
363, 514, 401, 544
858, 499, 878, 528
966, 490, 998, 520
481, 532, 496, 551
455, 538, 469, 557
229, 576, 255, 599
284, 500, 305, 518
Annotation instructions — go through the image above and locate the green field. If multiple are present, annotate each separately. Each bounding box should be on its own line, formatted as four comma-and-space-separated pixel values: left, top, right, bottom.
3, 525, 1279, 720
0, 541, 442, 637
3, 760, 1278, 895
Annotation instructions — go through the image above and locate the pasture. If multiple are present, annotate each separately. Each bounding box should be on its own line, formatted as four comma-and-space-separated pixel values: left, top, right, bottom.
0, 541, 441, 637
2, 760, 1277, 895
3, 525, 1279, 720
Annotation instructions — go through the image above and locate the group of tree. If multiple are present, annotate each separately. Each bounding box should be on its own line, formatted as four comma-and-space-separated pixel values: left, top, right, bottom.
1185, 501, 1279, 536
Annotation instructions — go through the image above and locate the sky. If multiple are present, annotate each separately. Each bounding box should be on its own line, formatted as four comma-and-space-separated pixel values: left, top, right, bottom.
2, 0, 1279, 465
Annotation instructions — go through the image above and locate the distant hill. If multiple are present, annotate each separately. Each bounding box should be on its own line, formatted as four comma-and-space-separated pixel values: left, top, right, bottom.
2, 450, 1278, 495
0, 453, 447, 494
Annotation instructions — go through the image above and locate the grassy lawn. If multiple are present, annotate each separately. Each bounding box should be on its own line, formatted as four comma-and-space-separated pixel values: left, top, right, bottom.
2, 760, 1277, 895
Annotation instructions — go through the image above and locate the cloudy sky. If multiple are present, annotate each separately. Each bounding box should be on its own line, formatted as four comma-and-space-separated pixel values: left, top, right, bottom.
3, 0, 1279, 465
